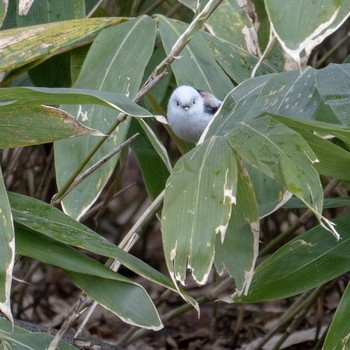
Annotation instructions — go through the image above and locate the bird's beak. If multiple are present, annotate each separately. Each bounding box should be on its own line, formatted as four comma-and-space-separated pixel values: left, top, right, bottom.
183, 106, 189, 110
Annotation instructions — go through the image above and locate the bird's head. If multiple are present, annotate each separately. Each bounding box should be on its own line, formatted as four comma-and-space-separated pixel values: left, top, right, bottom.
167, 85, 204, 118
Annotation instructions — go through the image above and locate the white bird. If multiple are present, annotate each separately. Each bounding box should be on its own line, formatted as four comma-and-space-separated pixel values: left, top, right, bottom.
167, 85, 222, 143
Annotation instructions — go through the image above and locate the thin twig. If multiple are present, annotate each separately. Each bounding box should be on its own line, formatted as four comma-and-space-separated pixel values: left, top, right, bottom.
255, 286, 324, 350
79, 183, 135, 222
49, 191, 164, 347
47, 296, 92, 350
51, 117, 123, 204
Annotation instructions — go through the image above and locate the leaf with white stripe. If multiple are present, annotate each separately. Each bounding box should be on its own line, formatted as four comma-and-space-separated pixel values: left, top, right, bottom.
55, 16, 156, 219
0, 166, 14, 323
162, 137, 238, 285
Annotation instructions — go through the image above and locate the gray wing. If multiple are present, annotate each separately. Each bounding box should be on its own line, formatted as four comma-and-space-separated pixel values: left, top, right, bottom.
196, 89, 222, 115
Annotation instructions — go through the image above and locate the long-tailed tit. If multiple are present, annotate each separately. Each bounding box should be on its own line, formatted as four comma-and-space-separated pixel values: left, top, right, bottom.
167, 85, 222, 143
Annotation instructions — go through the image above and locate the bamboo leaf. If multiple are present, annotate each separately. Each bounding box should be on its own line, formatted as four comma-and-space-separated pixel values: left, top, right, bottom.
246, 163, 291, 218
0, 0, 8, 28
316, 63, 350, 126
265, 0, 350, 61
272, 114, 350, 145
16, 0, 85, 26
15, 223, 130, 282
137, 119, 172, 172
0, 166, 14, 323
0, 86, 152, 117
0, 317, 76, 350
0, 17, 125, 74
128, 119, 171, 199
67, 272, 163, 330
235, 215, 350, 302
205, 64, 350, 219
8, 192, 197, 307
55, 16, 157, 219
324, 280, 350, 350
203, 32, 277, 84
284, 197, 350, 209
178, 0, 202, 11
291, 127, 350, 180
206, 0, 254, 49
16, 0, 86, 87
15, 224, 163, 330
162, 137, 238, 285
226, 116, 334, 236
158, 15, 234, 100
204, 73, 275, 138
215, 162, 259, 295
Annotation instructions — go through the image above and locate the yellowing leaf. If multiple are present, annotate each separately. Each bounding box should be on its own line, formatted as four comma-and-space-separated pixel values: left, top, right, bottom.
0, 17, 125, 74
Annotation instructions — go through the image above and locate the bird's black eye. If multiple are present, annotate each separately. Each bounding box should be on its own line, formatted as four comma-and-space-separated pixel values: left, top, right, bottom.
176, 101, 180, 106
192, 99, 196, 104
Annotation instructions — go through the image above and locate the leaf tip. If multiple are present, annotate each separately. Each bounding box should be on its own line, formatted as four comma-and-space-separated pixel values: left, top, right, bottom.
320, 217, 340, 240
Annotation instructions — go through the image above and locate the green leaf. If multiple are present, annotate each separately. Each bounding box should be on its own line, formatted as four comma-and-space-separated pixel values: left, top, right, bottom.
206, 64, 350, 140
206, 0, 253, 49
162, 137, 238, 285
55, 16, 157, 219
205, 73, 275, 138
272, 114, 350, 145
15, 223, 129, 282
0, 167, 14, 323
235, 215, 350, 302
203, 32, 277, 84
178, 0, 199, 11
316, 63, 350, 126
0, 86, 152, 116
16, 0, 86, 87
284, 197, 350, 209
0, 317, 77, 350
0, 105, 102, 148
246, 163, 290, 218
15, 224, 163, 330
0, 17, 125, 74
264, 0, 350, 61
251, 0, 270, 50
226, 116, 333, 235
207, 66, 334, 127
128, 119, 171, 199
205, 64, 350, 222
292, 128, 350, 180
250, 0, 285, 71
158, 15, 234, 100
0, 0, 8, 28
70, 45, 91, 85
215, 162, 259, 294
67, 272, 163, 330
9, 192, 178, 294
248, 68, 321, 121
205, 73, 291, 218
324, 280, 350, 350
137, 118, 172, 172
